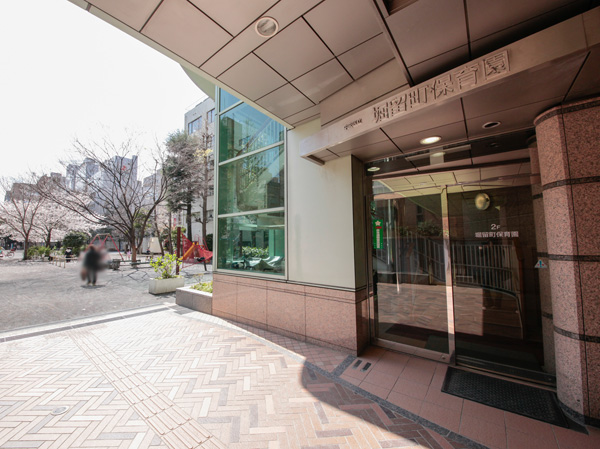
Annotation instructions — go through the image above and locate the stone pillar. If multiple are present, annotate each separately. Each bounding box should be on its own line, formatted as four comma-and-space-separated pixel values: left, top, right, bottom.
534, 96, 600, 427
528, 139, 555, 375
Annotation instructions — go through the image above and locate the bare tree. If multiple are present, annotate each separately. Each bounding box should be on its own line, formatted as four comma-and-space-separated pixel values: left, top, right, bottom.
37, 136, 168, 262
0, 176, 46, 259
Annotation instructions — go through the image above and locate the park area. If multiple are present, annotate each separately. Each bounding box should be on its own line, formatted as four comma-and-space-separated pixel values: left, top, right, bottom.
0, 251, 211, 332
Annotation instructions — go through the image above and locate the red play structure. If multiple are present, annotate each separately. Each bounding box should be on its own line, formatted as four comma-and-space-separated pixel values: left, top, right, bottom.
90, 233, 124, 260
180, 233, 212, 268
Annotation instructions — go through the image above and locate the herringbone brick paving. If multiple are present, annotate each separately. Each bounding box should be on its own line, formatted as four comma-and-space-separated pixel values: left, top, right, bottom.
0, 308, 468, 449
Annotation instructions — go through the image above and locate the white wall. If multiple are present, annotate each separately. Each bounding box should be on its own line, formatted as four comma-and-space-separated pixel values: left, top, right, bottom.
287, 119, 358, 289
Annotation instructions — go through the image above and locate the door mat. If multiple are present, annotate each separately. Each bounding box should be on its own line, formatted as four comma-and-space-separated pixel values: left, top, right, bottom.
442, 367, 568, 428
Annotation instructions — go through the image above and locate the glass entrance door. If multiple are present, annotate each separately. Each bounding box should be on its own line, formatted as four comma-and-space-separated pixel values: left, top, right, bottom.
371, 192, 450, 359
370, 167, 547, 379
448, 184, 545, 376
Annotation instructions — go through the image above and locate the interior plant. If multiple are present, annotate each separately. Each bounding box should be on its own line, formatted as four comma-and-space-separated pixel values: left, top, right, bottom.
149, 253, 182, 279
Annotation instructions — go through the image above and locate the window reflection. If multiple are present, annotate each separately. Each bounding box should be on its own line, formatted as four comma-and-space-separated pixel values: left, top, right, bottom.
217, 212, 285, 274
219, 103, 284, 162
218, 146, 284, 214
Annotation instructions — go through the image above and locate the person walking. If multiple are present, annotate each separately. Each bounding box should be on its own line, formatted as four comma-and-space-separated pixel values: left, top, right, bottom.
82, 244, 102, 286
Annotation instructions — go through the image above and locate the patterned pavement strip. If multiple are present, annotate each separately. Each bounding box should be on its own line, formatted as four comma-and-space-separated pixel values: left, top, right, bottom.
0, 306, 474, 449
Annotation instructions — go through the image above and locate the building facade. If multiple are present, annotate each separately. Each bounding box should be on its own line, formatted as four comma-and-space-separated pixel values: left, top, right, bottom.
182, 97, 215, 243
71, 0, 600, 427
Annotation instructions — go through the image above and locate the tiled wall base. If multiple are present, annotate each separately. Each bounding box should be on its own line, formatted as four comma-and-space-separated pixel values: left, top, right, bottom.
212, 273, 369, 354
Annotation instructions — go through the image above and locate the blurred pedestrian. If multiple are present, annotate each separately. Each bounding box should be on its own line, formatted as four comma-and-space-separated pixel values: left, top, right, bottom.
82, 244, 102, 286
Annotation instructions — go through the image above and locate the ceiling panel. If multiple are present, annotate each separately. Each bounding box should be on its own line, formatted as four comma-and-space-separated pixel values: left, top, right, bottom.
466, 0, 583, 41
219, 54, 286, 101
407, 45, 469, 84
330, 129, 391, 155
392, 121, 468, 153
291, 60, 353, 103
466, 96, 562, 138
189, 0, 277, 36
255, 84, 314, 118
472, 149, 530, 166
285, 104, 321, 124
385, 0, 468, 67
469, 1, 589, 58
142, 0, 232, 67
255, 19, 333, 80
200, 0, 324, 77
338, 34, 394, 80
382, 99, 464, 139
336, 140, 401, 161
304, 0, 382, 55
462, 54, 586, 119
90, 0, 161, 30
565, 48, 600, 101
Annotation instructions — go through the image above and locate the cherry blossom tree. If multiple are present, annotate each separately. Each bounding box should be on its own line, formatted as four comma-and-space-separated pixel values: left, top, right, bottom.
0, 176, 45, 259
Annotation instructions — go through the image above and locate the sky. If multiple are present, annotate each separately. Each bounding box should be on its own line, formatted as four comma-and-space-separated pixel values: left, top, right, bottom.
0, 0, 206, 179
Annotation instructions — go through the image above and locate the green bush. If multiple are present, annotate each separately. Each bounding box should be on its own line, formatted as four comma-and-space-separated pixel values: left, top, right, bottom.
62, 231, 89, 256
27, 246, 40, 258
149, 253, 181, 279
191, 281, 213, 293
205, 234, 213, 252
242, 246, 268, 258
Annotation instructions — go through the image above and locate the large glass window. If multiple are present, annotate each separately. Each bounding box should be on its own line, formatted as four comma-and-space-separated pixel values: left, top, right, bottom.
218, 145, 284, 214
217, 212, 285, 274
216, 89, 285, 276
219, 90, 240, 111
219, 103, 285, 162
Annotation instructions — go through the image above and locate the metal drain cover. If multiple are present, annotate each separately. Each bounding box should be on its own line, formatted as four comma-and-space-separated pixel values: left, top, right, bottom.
51, 406, 69, 415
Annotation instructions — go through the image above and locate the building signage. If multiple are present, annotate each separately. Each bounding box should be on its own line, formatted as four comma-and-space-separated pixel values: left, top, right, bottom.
534, 259, 548, 269
371, 51, 509, 126
475, 231, 519, 238
373, 219, 383, 249
300, 50, 511, 159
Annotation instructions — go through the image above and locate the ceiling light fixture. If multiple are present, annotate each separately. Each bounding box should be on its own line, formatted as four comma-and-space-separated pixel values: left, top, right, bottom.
255, 17, 279, 38
482, 121, 501, 129
419, 136, 441, 145
431, 151, 445, 157
367, 166, 381, 172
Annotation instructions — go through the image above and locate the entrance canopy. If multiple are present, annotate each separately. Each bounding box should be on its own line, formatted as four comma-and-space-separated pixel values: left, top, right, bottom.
72, 0, 600, 162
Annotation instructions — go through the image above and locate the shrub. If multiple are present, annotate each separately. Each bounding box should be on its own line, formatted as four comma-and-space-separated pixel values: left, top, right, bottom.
62, 232, 89, 256
205, 234, 213, 252
242, 246, 268, 258
27, 246, 40, 258
149, 253, 181, 279
191, 281, 213, 293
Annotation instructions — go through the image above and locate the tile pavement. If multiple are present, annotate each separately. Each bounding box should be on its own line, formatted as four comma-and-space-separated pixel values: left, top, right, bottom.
0, 306, 599, 449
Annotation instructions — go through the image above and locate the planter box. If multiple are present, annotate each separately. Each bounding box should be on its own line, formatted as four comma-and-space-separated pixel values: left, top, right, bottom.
149, 277, 185, 294
176, 287, 212, 314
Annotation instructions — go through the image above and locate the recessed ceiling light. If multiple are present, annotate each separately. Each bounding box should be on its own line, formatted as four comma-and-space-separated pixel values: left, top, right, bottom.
367, 166, 381, 172
482, 121, 501, 129
420, 136, 441, 145
255, 17, 279, 38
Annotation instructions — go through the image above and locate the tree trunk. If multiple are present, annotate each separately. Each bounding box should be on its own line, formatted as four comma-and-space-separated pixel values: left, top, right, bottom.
23, 236, 30, 260
46, 229, 52, 248
186, 202, 193, 241
201, 195, 208, 245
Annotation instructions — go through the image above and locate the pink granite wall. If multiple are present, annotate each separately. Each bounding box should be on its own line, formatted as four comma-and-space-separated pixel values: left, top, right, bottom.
535, 96, 600, 426
212, 273, 370, 354
529, 143, 555, 374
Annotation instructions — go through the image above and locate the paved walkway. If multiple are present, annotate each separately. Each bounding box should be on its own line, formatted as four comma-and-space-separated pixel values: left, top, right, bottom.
1, 306, 599, 449
0, 254, 211, 332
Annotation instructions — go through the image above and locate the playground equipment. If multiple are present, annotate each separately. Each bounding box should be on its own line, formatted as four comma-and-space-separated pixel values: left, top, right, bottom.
90, 234, 124, 261
180, 232, 213, 269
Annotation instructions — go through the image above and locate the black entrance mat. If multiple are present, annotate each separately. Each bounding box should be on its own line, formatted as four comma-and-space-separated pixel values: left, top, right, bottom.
442, 367, 568, 428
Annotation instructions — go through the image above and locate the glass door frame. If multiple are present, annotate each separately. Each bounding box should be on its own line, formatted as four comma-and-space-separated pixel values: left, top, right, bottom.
368, 186, 456, 364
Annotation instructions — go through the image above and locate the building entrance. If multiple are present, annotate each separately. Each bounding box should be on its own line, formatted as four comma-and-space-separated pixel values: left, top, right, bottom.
370, 165, 549, 382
